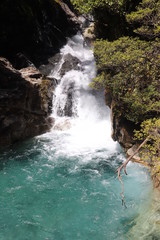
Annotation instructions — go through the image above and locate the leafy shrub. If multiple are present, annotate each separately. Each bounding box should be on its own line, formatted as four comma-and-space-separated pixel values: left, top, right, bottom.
134, 118, 160, 175
71, 0, 127, 14
126, 0, 160, 39
91, 37, 160, 123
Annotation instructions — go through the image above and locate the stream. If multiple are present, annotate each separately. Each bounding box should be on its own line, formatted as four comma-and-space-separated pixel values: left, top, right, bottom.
0, 33, 159, 240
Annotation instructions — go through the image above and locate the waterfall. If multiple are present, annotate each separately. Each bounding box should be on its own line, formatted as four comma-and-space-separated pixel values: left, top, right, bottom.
47, 32, 117, 157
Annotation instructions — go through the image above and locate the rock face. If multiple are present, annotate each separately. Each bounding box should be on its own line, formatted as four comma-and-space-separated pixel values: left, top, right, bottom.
105, 91, 135, 150
83, 23, 95, 46
0, 0, 80, 66
0, 58, 54, 146
111, 107, 135, 150
0, 0, 80, 146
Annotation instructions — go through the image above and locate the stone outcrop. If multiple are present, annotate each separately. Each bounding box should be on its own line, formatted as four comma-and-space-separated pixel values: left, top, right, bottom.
39, 53, 81, 78
0, 58, 54, 146
105, 90, 135, 150
83, 23, 95, 46
0, 0, 80, 146
106, 90, 160, 189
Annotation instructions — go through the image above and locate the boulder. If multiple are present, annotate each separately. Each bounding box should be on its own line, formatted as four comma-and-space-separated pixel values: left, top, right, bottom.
110, 100, 135, 150
39, 53, 81, 78
0, 58, 54, 146
60, 54, 81, 77
83, 23, 95, 46
53, 119, 71, 131
39, 53, 62, 76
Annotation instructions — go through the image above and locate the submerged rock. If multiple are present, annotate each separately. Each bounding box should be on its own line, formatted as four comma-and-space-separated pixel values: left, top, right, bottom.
0, 58, 54, 146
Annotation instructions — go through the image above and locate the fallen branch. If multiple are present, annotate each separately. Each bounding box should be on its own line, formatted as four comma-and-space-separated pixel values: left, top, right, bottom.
116, 135, 151, 208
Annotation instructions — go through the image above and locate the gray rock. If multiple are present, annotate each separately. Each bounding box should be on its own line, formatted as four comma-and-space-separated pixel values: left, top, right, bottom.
39, 53, 62, 76
60, 53, 81, 77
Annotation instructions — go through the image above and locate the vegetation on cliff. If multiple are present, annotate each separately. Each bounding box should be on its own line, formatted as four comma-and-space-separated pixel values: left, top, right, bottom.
134, 119, 160, 176
71, 0, 125, 14
91, 37, 160, 123
126, 0, 160, 40
72, 0, 160, 177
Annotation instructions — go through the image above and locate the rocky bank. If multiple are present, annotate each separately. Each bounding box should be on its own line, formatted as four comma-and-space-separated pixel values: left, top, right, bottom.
0, 0, 80, 146
0, 57, 54, 146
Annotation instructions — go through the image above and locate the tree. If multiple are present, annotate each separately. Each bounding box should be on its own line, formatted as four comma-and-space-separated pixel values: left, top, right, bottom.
70, 0, 126, 14
126, 0, 160, 40
91, 37, 160, 123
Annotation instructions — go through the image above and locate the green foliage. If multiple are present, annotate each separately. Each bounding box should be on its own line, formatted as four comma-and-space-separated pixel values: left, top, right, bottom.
126, 0, 160, 39
134, 118, 160, 175
92, 37, 160, 123
71, 0, 127, 14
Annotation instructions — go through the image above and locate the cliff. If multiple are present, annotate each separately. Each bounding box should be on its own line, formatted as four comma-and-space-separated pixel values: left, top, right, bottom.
0, 0, 80, 67
0, 0, 80, 146
0, 57, 55, 146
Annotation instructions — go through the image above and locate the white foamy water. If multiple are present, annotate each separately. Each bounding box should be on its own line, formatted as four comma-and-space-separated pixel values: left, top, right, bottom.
44, 32, 118, 158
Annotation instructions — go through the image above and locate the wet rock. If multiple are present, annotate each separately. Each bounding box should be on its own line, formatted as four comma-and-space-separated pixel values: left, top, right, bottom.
60, 53, 81, 77
47, 77, 59, 87
64, 82, 76, 117
39, 53, 62, 76
40, 53, 81, 78
55, 81, 77, 118
0, 58, 54, 146
53, 119, 71, 131
83, 23, 95, 46
110, 101, 135, 150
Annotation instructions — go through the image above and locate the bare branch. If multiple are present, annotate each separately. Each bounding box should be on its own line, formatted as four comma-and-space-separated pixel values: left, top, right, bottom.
116, 134, 151, 207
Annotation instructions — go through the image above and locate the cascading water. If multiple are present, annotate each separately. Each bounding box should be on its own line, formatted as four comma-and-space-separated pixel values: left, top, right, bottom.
49, 33, 117, 157
0, 33, 157, 240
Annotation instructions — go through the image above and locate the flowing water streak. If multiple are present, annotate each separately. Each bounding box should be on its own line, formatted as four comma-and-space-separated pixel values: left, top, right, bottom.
48, 32, 117, 157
